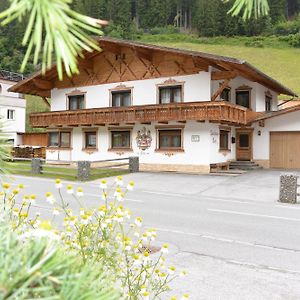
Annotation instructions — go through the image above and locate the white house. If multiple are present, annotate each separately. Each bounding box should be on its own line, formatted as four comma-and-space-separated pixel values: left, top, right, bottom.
0, 71, 26, 146
9, 38, 300, 171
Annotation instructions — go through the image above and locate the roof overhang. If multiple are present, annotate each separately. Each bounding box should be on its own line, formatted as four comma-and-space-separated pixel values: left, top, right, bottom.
8, 37, 297, 98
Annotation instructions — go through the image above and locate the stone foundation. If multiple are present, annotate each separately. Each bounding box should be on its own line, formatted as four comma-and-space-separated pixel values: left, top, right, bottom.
140, 163, 210, 173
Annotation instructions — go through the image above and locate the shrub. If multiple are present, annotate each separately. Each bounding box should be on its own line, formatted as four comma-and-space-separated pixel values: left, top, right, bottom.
0, 178, 188, 299
0, 221, 117, 299
287, 33, 300, 48
274, 16, 300, 35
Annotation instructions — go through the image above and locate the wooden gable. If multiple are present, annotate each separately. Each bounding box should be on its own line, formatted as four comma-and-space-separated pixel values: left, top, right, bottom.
9, 37, 296, 97
54, 44, 206, 90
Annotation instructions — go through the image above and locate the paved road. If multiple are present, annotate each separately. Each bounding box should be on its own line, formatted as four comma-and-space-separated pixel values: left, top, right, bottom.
3, 170, 300, 299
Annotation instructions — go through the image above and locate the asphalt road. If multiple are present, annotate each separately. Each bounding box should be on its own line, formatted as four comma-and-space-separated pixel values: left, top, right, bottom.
3, 170, 300, 299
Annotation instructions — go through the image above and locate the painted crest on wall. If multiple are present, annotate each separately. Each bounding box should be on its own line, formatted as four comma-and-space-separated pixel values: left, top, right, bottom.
136, 127, 152, 150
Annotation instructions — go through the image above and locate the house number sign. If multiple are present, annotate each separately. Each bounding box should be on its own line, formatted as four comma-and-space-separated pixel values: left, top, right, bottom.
191, 135, 200, 142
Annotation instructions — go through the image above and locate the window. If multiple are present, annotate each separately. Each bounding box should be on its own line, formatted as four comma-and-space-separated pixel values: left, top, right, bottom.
220, 87, 231, 101
158, 129, 182, 149
7, 109, 15, 120
236, 90, 250, 108
219, 130, 230, 151
239, 134, 249, 148
111, 90, 131, 107
68, 94, 84, 110
84, 131, 97, 149
48, 131, 71, 148
111, 131, 131, 149
265, 95, 272, 112
159, 85, 182, 104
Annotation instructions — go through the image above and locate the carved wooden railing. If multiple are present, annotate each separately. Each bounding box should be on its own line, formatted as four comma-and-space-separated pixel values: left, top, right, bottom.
30, 101, 250, 128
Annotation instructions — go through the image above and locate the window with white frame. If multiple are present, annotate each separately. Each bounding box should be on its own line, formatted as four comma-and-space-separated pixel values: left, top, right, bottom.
7, 109, 15, 120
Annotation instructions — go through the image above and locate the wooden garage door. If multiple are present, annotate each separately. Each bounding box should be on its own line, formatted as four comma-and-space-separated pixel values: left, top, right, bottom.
270, 132, 300, 169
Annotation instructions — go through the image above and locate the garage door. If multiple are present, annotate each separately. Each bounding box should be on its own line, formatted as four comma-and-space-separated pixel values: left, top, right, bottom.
270, 132, 300, 169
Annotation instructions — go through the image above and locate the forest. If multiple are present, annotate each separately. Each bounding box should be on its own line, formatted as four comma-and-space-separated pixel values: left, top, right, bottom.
0, 0, 300, 74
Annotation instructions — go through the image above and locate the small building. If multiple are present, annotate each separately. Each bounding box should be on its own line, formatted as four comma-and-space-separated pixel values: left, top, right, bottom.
9, 38, 300, 171
0, 71, 26, 146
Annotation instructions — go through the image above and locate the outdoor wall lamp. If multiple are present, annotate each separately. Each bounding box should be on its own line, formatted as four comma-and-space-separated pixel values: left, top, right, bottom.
258, 130, 261, 136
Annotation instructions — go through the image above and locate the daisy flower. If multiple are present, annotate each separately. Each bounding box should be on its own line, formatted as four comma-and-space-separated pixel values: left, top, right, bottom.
66, 184, 74, 194
100, 179, 107, 189
76, 187, 84, 197
115, 176, 123, 186
55, 179, 62, 188
127, 181, 134, 191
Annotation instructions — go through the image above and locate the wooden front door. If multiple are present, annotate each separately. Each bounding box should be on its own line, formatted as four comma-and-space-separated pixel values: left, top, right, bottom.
236, 129, 253, 161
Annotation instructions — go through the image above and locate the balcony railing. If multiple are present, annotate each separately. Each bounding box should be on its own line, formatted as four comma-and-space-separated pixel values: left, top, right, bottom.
30, 101, 250, 128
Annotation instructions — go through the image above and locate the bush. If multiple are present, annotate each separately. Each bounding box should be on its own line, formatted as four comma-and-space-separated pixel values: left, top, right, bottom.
0, 178, 188, 299
286, 33, 300, 48
274, 17, 300, 35
149, 26, 179, 35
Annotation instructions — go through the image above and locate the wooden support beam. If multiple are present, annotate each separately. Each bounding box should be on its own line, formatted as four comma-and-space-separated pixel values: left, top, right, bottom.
197, 120, 205, 123
94, 123, 106, 126
158, 121, 168, 124
134, 48, 153, 62
125, 122, 135, 125
41, 97, 50, 108
211, 71, 237, 81
177, 121, 186, 123
211, 79, 230, 101
33, 79, 53, 90
141, 122, 151, 125
78, 59, 93, 70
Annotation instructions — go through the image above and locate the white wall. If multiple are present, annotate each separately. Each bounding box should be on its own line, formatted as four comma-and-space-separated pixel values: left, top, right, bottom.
212, 76, 278, 112
253, 110, 300, 160
50, 72, 211, 111
0, 81, 26, 145
46, 121, 234, 167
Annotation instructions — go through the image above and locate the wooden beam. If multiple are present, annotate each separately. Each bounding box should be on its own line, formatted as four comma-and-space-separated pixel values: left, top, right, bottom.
134, 48, 153, 62
33, 79, 53, 90
141, 122, 151, 125
158, 121, 168, 124
211, 79, 230, 101
177, 121, 186, 123
125, 122, 135, 125
211, 71, 237, 81
78, 59, 93, 70
41, 97, 50, 108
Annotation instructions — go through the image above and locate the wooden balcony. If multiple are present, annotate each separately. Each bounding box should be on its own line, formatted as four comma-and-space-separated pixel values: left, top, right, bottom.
30, 101, 250, 128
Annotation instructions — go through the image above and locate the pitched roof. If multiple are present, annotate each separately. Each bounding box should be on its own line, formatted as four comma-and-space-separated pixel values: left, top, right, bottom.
9, 37, 297, 97
251, 104, 300, 123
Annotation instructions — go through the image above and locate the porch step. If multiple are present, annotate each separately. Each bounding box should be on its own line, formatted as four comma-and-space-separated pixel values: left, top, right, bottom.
229, 161, 262, 171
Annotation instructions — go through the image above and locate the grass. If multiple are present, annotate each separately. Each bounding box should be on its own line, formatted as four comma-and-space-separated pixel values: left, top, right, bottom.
5, 161, 129, 181
139, 34, 300, 97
